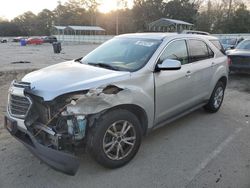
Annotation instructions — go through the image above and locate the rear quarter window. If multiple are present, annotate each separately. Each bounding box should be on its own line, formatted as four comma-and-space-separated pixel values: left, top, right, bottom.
210, 39, 226, 54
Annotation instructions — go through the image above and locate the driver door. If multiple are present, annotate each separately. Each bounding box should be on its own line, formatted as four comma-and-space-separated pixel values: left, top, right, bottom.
154, 39, 196, 125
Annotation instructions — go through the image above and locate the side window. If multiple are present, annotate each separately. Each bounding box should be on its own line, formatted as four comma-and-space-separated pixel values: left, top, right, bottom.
188, 40, 213, 63
159, 40, 189, 65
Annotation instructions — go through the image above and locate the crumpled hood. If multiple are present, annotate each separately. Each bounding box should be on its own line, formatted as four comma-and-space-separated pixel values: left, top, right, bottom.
22, 61, 130, 101
227, 49, 250, 57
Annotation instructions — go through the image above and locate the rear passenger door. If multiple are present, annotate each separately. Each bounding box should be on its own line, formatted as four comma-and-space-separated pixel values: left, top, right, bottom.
187, 39, 215, 102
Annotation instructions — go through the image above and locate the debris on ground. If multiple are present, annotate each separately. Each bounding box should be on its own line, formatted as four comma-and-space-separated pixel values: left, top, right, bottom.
11, 61, 31, 64
215, 174, 222, 183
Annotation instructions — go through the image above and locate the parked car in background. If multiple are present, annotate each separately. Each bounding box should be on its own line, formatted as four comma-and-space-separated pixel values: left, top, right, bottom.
42, 36, 57, 43
4, 33, 228, 175
0, 39, 7, 43
227, 39, 250, 73
12, 37, 26, 42
220, 38, 243, 50
26, 37, 43, 45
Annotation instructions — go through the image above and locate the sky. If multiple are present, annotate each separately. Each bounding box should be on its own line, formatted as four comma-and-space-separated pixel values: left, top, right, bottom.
0, 0, 134, 20
1, 0, 248, 21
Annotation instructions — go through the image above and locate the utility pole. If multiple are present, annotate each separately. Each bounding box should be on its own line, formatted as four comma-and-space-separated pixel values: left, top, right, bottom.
115, 0, 126, 35
228, 0, 233, 19
116, 11, 119, 35
116, 0, 120, 35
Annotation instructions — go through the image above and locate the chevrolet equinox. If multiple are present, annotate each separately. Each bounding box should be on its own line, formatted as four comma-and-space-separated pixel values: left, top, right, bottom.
5, 33, 229, 175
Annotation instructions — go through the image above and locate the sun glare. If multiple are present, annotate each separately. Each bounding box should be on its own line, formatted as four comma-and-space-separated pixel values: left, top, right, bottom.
98, 0, 133, 13
98, 0, 118, 13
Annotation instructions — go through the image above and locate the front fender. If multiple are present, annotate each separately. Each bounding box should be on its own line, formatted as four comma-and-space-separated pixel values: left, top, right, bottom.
66, 83, 155, 129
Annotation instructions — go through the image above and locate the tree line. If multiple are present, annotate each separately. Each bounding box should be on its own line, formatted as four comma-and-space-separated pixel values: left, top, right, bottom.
0, 0, 250, 36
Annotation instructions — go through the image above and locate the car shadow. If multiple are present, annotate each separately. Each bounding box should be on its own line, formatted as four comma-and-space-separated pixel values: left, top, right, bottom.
228, 73, 250, 93
75, 108, 208, 174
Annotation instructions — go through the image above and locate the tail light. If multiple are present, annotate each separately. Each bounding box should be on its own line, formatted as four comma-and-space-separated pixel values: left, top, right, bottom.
227, 57, 232, 66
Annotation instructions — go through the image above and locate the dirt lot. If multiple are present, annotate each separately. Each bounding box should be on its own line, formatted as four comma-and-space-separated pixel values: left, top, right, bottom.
0, 42, 99, 72
0, 43, 250, 188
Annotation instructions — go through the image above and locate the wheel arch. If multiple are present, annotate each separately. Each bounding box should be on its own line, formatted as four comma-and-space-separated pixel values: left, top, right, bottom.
218, 76, 227, 87
208, 66, 228, 98
208, 75, 228, 98
104, 104, 148, 136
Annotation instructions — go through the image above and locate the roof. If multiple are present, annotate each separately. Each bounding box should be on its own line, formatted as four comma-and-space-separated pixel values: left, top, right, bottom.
53, 26, 67, 30
149, 18, 193, 28
66, 25, 105, 31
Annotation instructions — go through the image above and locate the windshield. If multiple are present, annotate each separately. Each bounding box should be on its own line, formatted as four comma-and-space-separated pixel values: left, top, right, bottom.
81, 38, 161, 72
221, 38, 237, 45
236, 40, 250, 50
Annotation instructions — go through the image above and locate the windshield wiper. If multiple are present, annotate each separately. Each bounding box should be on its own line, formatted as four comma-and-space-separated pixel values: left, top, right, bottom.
88, 62, 120, 71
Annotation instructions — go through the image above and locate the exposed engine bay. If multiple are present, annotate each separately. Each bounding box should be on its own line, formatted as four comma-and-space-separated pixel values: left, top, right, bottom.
8, 80, 125, 155
27, 95, 88, 153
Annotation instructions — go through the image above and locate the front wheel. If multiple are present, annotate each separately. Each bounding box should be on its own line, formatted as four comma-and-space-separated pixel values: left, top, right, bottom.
87, 109, 142, 168
204, 81, 225, 113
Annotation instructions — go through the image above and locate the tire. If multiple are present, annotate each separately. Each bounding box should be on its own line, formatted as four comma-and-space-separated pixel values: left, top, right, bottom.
204, 81, 225, 113
87, 109, 142, 168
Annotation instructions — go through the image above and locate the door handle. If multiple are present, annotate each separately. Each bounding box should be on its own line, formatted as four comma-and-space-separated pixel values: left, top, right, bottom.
185, 71, 192, 77
211, 62, 216, 67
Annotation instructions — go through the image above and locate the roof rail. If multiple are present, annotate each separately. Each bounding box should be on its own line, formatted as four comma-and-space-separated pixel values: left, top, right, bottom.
181, 30, 210, 35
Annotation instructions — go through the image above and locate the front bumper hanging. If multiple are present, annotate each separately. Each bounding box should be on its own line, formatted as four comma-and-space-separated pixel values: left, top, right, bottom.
4, 115, 80, 175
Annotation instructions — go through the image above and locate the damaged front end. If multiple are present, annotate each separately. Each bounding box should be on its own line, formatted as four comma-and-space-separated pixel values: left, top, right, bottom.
5, 80, 126, 175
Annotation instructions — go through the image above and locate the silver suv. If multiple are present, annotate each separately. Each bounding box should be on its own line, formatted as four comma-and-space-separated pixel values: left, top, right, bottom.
5, 33, 228, 175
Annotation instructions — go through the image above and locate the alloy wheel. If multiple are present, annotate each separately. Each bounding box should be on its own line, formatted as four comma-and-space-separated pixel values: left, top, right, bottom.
103, 120, 136, 160
214, 86, 224, 109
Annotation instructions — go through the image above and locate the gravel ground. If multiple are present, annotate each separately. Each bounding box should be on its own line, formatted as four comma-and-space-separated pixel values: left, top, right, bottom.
0, 43, 250, 188
0, 42, 99, 72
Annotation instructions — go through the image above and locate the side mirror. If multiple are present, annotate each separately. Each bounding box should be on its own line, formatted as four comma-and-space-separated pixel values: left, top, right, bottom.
157, 59, 181, 71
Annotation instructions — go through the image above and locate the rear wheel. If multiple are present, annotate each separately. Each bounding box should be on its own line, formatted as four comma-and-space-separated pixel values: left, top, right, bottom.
204, 81, 225, 113
87, 109, 142, 168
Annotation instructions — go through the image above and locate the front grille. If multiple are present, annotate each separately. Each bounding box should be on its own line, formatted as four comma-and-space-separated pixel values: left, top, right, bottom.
9, 95, 32, 118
